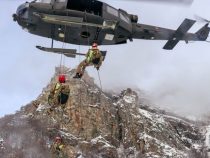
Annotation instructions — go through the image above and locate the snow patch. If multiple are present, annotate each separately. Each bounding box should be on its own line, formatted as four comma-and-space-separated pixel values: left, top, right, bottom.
59, 130, 79, 140
20, 114, 31, 119
139, 133, 186, 157
205, 125, 210, 149
89, 104, 100, 108
139, 109, 153, 120
91, 135, 114, 149
123, 95, 135, 104
36, 104, 50, 112
89, 88, 99, 94
77, 155, 84, 158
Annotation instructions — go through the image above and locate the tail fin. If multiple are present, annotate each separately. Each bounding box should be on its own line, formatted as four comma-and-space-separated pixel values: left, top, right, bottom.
163, 18, 195, 50
196, 24, 210, 41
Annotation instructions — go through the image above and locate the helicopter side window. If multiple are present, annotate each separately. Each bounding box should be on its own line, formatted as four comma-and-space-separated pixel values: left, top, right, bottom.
120, 13, 130, 24
57, 0, 66, 2
36, 0, 51, 3
107, 6, 118, 17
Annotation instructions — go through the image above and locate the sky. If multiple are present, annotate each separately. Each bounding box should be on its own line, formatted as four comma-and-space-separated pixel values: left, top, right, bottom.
0, 0, 210, 118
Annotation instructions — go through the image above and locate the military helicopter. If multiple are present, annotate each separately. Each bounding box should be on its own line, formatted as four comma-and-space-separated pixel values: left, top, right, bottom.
13, 0, 210, 57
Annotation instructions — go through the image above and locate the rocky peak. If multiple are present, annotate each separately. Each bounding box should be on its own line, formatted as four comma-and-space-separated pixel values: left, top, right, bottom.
0, 67, 207, 158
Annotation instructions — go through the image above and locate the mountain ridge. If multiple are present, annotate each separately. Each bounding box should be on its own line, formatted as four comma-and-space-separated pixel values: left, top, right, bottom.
0, 67, 207, 158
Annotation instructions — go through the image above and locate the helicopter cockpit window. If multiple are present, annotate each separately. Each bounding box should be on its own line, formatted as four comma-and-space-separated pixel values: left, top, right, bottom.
120, 13, 130, 24
107, 6, 118, 17
56, 0, 66, 2
35, 0, 51, 3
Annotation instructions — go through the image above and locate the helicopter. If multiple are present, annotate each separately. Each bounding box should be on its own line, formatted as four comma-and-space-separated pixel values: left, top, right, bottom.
12, 0, 210, 57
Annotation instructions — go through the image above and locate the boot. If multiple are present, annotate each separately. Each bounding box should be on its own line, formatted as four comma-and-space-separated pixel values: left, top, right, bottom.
73, 73, 82, 79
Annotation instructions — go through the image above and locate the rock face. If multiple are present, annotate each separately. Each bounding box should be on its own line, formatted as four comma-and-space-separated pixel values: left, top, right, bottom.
0, 68, 207, 158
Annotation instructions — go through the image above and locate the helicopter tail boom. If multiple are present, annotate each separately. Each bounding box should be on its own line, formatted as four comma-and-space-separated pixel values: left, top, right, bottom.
131, 18, 196, 50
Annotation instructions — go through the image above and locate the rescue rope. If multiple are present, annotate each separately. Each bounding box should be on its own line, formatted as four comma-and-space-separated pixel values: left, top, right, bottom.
59, 11, 68, 74
59, 34, 66, 73
78, 44, 83, 131
84, 11, 91, 49
84, 10, 103, 92
97, 70, 103, 91
58, 12, 68, 127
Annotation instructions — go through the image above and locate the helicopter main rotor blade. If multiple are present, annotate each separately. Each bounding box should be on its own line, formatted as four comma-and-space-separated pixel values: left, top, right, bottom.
101, 0, 193, 6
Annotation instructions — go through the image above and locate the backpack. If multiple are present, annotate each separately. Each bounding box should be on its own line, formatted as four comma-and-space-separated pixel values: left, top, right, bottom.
48, 83, 70, 106
57, 84, 70, 104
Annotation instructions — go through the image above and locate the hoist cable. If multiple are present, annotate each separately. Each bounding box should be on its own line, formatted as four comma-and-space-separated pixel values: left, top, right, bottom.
59, 16, 68, 75
97, 70, 103, 91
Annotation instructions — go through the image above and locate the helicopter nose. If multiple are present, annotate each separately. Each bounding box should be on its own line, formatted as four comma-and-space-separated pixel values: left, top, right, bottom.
13, 2, 34, 30
15, 2, 29, 21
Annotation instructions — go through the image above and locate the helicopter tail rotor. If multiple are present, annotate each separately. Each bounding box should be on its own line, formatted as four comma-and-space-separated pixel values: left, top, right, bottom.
195, 23, 210, 41
193, 15, 210, 41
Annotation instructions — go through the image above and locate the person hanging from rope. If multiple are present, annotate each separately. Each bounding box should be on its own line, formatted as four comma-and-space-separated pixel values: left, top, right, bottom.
73, 42, 103, 79
48, 74, 70, 112
51, 136, 67, 158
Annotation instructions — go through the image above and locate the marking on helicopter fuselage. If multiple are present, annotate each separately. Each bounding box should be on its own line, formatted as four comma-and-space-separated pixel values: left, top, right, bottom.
105, 34, 114, 41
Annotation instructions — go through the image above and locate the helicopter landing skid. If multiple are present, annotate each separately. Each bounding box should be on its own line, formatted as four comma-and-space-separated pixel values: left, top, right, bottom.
36, 45, 107, 60
36, 45, 86, 58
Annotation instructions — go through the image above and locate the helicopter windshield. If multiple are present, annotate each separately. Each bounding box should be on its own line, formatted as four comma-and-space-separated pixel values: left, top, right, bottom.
35, 0, 51, 3
16, 3, 29, 19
